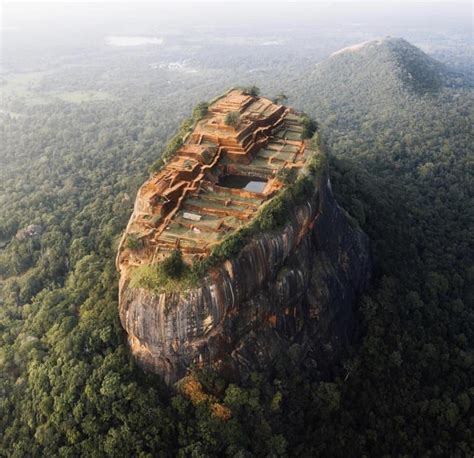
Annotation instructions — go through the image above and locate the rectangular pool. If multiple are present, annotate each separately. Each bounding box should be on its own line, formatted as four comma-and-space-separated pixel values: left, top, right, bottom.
218, 175, 267, 193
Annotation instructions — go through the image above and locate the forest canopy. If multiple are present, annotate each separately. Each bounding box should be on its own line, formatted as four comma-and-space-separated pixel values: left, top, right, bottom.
0, 34, 473, 456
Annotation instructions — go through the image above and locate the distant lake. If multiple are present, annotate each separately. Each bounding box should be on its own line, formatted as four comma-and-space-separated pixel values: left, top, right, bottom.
105, 36, 164, 47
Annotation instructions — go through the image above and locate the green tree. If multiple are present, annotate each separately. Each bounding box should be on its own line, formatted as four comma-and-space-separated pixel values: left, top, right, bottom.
126, 234, 142, 251
300, 114, 318, 139
162, 249, 185, 278
193, 102, 209, 120
273, 93, 288, 105
244, 85, 260, 96
224, 111, 240, 128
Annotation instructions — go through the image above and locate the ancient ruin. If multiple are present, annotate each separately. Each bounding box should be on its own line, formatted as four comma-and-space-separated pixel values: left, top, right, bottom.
116, 89, 313, 270
116, 89, 371, 384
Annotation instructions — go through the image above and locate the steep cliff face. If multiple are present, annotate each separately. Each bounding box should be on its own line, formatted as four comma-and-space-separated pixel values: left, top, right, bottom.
119, 168, 371, 384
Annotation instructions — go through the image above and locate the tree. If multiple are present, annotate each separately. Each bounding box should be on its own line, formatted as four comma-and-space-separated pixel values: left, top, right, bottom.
162, 249, 185, 278
273, 93, 288, 105
193, 102, 209, 120
300, 114, 318, 139
276, 167, 297, 185
126, 234, 142, 251
224, 111, 240, 129
244, 85, 260, 96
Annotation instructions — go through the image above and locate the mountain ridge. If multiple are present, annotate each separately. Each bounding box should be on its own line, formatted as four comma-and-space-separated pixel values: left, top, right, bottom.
311, 36, 469, 98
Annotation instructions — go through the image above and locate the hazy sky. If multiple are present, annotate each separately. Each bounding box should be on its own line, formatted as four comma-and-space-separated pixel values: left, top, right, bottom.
2, 0, 472, 3
1, 1, 472, 61
3, 2, 472, 26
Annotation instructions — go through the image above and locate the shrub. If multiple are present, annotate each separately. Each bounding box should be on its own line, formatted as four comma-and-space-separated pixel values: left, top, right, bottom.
126, 234, 142, 251
276, 167, 297, 185
257, 195, 288, 231
224, 111, 240, 128
162, 249, 185, 278
291, 176, 314, 201
179, 118, 193, 133
300, 114, 318, 139
151, 115, 195, 174
273, 93, 288, 105
130, 264, 158, 290
211, 230, 246, 260
149, 157, 164, 174
193, 102, 209, 120
244, 86, 260, 96
161, 134, 183, 164
306, 150, 326, 176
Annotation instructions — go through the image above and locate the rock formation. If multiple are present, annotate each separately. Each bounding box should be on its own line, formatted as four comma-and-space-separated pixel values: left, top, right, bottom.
117, 89, 371, 384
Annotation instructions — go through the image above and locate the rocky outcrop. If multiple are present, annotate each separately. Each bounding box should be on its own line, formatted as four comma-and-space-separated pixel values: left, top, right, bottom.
118, 167, 371, 384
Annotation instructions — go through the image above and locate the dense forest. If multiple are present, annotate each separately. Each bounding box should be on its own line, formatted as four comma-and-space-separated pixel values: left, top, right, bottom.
0, 36, 473, 456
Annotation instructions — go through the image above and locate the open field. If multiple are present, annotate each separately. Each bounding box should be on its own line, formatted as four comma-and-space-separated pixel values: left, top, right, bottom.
1, 72, 114, 105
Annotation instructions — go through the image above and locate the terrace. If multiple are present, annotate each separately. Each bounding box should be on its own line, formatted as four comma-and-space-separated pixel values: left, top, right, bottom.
117, 89, 312, 268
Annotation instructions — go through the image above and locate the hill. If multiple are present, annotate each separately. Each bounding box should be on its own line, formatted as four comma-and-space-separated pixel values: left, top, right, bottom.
296, 37, 473, 173
287, 37, 474, 456
313, 37, 467, 98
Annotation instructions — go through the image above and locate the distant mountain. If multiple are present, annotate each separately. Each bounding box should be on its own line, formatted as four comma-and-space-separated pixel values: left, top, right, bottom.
295, 37, 472, 169
312, 37, 468, 97
295, 38, 469, 126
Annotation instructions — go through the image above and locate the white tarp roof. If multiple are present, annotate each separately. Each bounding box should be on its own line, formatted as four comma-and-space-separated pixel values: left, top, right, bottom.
183, 212, 202, 221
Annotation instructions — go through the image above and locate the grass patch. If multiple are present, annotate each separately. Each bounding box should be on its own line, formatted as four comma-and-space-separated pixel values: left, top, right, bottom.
130, 250, 200, 294
130, 263, 199, 295
2, 72, 114, 106
2, 72, 52, 105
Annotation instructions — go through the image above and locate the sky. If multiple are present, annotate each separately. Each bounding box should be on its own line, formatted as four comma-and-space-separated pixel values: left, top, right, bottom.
3, 2, 471, 23
2, 0, 472, 3
1, 1, 471, 55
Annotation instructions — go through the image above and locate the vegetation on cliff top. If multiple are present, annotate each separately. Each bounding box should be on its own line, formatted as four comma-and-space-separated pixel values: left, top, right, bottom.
148, 97, 217, 175
224, 111, 240, 128
130, 130, 324, 294
148, 87, 250, 175
130, 251, 198, 295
